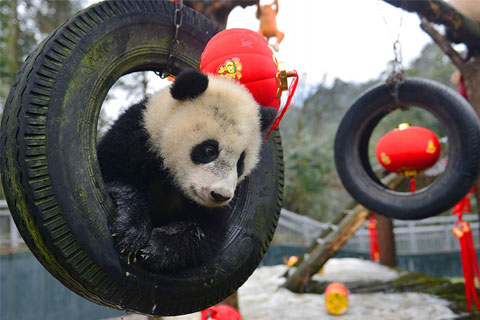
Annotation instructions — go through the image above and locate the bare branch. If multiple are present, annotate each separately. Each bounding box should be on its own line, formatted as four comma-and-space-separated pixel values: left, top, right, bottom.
184, 0, 257, 29
419, 16, 466, 71
383, 0, 480, 52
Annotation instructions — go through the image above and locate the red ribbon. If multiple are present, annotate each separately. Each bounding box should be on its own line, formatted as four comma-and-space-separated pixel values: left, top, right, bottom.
409, 177, 416, 193
265, 70, 299, 140
456, 49, 471, 100
367, 216, 380, 262
453, 195, 471, 216
457, 75, 468, 99
452, 191, 480, 312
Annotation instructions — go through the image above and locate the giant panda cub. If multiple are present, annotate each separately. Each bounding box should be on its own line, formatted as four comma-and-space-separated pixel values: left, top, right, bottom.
97, 69, 277, 272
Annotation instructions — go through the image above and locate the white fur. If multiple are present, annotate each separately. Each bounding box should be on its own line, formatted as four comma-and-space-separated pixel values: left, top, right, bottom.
143, 75, 262, 207
450, 0, 480, 22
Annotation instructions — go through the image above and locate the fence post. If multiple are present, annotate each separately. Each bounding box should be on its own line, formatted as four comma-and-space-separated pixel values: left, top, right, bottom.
444, 223, 452, 251
409, 221, 417, 254
10, 217, 19, 249
302, 221, 309, 245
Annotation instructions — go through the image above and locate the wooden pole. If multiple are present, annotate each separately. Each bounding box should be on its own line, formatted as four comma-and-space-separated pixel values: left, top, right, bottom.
376, 214, 397, 267
283, 174, 404, 292
283, 205, 370, 293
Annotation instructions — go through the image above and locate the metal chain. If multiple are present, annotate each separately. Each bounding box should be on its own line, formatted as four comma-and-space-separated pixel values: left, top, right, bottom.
156, 0, 184, 79
386, 39, 405, 108
377, 0, 405, 108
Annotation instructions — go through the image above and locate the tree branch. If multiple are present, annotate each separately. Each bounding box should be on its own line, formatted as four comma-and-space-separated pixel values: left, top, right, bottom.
419, 16, 465, 71
184, 0, 257, 29
383, 0, 480, 52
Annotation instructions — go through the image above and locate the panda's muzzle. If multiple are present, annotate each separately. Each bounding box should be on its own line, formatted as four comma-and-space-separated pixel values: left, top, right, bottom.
210, 191, 232, 203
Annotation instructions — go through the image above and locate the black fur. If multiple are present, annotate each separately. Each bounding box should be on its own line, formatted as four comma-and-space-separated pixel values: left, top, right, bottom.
237, 151, 246, 177
190, 139, 219, 164
97, 98, 227, 273
170, 69, 209, 101
260, 106, 278, 132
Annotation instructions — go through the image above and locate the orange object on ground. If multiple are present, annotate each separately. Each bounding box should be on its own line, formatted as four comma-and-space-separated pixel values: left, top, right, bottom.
325, 282, 349, 315
283, 255, 298, 266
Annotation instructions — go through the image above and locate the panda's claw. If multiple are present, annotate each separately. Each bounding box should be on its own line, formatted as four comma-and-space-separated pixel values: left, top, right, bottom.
113, 225, 151, 259
107, 181, 152, 257
137, 221, 217, 272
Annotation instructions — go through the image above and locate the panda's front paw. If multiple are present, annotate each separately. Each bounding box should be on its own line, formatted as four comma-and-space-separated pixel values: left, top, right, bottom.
112, 215, 151, 257
139, 221, 207, 272
107, 182, 152, 257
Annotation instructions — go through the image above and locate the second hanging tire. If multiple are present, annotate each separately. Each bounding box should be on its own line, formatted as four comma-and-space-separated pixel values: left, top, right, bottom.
334, 78, 480, 220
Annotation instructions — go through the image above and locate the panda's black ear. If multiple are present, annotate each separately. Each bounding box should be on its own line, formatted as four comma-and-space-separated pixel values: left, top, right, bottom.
259, 106, 278, 132
170, 69, 209, 101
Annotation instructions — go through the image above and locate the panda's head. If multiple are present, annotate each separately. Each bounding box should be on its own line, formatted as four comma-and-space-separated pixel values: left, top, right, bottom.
143, 69, 277, 207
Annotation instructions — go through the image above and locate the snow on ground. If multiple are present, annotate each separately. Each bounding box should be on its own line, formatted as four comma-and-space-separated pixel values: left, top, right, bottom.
233, 263, 456, 320
311, 257, 402, 283
106, 258, 458, 320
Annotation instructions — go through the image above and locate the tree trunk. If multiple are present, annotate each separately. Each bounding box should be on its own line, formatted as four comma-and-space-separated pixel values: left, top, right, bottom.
283, 205, 370, 293
376, 214, 397, 267
216, 292, 239, 311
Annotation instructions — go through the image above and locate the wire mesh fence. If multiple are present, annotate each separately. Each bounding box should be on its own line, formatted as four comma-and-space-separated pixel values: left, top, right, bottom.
275, 207, 479, 255
0, 200, 23, 250
1, 200, 479, 255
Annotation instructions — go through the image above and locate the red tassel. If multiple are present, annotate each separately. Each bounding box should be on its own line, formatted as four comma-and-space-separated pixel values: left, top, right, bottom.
457, 50, 471, 100
367, 216, 380, 262
265, 70, 298, 140
409, 177, 416, 193
453, 194, 472, 217
453, 210, 480, 312
457, 75, 468, 99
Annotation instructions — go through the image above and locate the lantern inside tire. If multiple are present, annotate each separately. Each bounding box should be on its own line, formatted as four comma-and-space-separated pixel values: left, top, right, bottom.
334, 78, 480, 220
0, 0, 283, 316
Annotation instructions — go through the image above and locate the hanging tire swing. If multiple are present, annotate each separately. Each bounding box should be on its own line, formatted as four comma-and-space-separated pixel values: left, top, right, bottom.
335, 78, 480, 220
0, 0, 283, 316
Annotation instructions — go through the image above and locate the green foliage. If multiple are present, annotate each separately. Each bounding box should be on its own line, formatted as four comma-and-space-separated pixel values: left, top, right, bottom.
280, 42, 456, 222
0, 0, 85, 108
405, 42, 457, 87
0, 0, 85, 198
282, 133, 353, 222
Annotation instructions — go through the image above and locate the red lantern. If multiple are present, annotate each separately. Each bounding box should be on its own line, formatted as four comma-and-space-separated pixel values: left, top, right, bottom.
201, 28, 282, 109
375, 124, 441, 191
201, 305, 242, 320
200, 28, 298, 139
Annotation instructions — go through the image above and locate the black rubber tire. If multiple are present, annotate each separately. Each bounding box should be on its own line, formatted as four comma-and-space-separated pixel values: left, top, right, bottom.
334, 78, 480, 220
0, 0, 284, 316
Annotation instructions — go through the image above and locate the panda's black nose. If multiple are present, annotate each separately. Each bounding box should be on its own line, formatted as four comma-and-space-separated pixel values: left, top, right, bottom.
210, 191, 231, 203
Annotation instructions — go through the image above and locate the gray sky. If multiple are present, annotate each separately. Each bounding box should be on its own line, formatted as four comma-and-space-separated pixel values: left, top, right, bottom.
228, 0, 433, 85
94, 0, 448, 119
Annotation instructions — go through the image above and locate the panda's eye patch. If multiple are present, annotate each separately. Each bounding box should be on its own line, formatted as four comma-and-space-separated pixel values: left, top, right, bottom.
191, 139, 219, 164
237, 151, 246, 177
